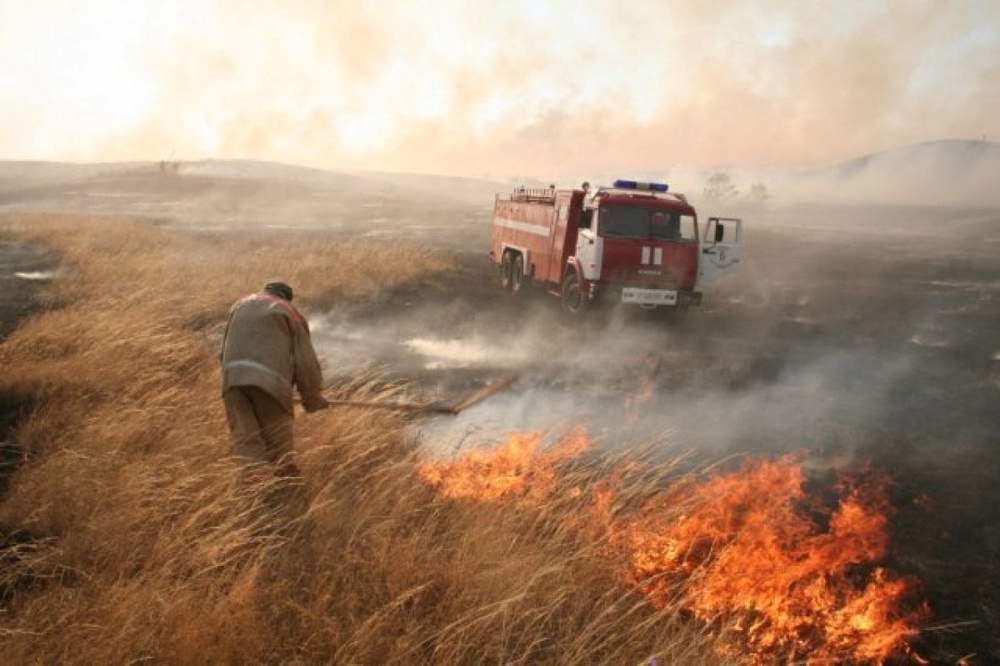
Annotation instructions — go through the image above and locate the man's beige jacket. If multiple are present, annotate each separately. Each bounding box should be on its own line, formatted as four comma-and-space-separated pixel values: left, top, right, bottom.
221, 293, 325, 412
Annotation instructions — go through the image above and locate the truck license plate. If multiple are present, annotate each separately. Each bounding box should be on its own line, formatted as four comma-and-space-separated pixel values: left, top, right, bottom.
622, 288, 677, 305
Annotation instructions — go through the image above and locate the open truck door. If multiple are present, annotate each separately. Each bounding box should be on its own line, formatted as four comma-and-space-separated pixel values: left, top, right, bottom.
697, 216, 743, 286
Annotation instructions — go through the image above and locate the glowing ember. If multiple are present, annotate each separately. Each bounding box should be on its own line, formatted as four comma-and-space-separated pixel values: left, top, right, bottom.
418, 427, 591, 503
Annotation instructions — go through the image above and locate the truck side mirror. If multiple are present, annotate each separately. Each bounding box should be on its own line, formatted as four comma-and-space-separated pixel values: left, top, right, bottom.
714, 223, 726, 243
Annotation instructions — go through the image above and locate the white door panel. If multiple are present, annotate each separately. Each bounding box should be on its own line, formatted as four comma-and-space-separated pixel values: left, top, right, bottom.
698, 217, 743, 287
576, 230, 603, 280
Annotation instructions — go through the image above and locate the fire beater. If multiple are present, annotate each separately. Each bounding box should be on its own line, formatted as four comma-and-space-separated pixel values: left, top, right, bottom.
490, 180, 743, 313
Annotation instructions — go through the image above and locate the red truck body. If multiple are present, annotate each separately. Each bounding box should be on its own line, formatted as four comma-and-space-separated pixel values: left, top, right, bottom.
490, 180, 742, 312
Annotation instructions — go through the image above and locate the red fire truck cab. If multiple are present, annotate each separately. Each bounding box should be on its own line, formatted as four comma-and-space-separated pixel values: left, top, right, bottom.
490, 179, 743, 313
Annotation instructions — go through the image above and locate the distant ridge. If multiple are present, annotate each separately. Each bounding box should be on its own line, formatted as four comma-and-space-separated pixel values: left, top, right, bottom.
2, 139, 998, 208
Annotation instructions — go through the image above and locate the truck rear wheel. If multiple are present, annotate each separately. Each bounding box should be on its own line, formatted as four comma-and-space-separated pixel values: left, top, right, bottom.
499, 252, 514, 290
511, 254, 524, 293
561, 272, 587, 313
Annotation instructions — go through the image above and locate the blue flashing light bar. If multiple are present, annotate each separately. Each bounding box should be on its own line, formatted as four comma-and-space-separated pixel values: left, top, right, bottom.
613, 179, 669, 193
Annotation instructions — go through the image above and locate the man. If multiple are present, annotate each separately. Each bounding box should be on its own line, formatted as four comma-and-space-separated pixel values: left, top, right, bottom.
220, 281, 329, 476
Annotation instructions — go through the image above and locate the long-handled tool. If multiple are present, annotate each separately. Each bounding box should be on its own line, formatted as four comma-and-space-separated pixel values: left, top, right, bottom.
308, 375, 517, 416
322, 398, 459, 415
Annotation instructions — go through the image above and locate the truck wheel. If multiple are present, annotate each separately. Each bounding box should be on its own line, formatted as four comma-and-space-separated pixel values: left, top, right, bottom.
561, 272, 587, 313
511, 254, 524, 293
500, 252, 514, 290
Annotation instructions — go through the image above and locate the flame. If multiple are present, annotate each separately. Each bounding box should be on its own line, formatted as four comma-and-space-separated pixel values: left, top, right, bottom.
624, 377, 655, 420
609, 455, 927, 663
624, 354, 660, 422
417, 426, 591, 503
420, 433, 928, 663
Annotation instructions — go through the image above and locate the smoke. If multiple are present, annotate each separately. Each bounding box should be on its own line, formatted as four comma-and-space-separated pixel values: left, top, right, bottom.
302, 198, 1000, 475
13, 270, 61, 281
416, 335, 918, 462
2, 1, 998, 178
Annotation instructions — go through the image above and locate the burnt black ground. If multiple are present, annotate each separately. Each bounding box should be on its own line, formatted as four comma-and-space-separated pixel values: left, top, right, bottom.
2, 162, 999, 662
0, 240, 51, 497
0, 240, 52, 342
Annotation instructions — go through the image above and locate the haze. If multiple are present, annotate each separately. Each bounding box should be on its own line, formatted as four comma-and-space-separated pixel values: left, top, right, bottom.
2, 0, 998, 179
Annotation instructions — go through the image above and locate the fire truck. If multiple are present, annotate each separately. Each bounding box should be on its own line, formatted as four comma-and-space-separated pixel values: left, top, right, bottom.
489, 179, 743, 313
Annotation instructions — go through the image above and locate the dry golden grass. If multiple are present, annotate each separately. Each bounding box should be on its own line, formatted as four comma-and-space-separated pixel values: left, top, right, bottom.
0, 213, 725, 664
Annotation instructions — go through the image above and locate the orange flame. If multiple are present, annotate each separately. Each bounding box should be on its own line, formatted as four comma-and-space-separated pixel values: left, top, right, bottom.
609, 455, 927, 663
418, 426, 591, 503
420, 433, 927, 663
624, 377, 655, 422
624, 354, 660, 422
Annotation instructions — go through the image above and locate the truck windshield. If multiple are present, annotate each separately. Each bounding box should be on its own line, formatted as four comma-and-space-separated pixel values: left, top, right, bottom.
599, 206, 696, 242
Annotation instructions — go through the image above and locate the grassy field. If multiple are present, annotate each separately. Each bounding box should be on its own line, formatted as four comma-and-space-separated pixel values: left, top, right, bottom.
0, 212, 928, 664
0, 213, 733, 665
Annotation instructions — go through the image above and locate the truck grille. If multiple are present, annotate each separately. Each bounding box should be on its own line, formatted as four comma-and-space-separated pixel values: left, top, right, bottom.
606, 267, 682, 288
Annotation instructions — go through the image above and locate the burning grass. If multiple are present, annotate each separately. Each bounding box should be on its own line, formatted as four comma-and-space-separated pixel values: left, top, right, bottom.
417, 427, 591, 504
418, 432, 930, 664
605, 456, 928, 663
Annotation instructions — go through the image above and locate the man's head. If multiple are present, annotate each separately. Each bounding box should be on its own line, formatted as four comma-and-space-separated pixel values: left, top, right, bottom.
264, 281, 294, 302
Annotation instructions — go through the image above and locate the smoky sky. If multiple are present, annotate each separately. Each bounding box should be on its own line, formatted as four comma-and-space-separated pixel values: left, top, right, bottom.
2, 0, 998, 178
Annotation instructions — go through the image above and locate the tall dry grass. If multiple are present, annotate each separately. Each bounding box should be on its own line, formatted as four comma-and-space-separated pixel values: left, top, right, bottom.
0, 213, 724, 664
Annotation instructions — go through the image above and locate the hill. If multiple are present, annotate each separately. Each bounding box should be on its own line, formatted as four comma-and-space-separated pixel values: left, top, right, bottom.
777, 139, 1000, 207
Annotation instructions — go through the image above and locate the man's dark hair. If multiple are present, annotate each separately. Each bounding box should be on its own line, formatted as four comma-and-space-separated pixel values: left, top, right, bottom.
264, 281, 294, 302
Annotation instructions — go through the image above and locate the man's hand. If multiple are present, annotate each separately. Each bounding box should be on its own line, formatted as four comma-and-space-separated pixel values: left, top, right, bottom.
302, 395, 330, 413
